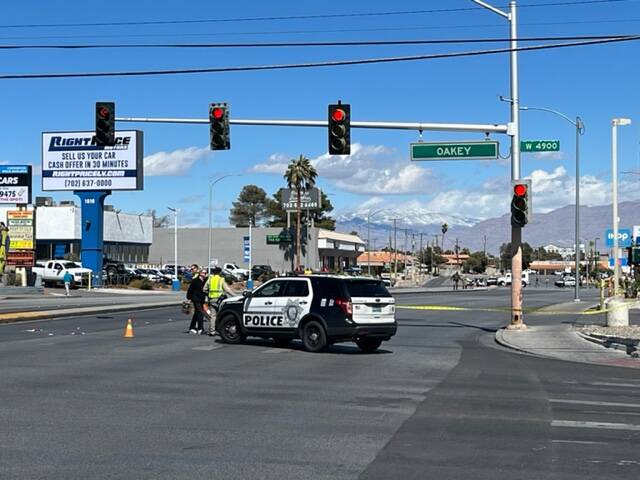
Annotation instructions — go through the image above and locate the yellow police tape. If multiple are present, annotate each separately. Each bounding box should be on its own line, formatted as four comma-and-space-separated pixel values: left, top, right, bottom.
397, 304, 623, 316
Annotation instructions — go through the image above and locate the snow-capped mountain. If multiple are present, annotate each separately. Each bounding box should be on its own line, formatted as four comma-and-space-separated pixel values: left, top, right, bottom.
337, 206, 482, 229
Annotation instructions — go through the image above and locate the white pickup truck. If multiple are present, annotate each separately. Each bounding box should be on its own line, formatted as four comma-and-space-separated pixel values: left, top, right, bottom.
497, 271, 530, 287
222, 262, 250, 281
33, 260, 92, 287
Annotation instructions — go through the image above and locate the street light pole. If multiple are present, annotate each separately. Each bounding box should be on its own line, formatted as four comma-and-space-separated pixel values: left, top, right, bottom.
367, 208, 387, 276
208, 174, 240, 272
167, 207, 179, 291
473, 0, 523, 328
520, 106, 584, 301
611, 118, 632, 295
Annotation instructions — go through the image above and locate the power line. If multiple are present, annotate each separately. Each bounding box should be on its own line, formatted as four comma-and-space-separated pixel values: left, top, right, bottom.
0, 0, 632, 30
0, 34, 630, 49
0, 35, 637, 80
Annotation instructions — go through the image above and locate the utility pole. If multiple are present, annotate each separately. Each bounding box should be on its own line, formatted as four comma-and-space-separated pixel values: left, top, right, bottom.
473, 0, 523, 329
483, 235, 487, 258
393, 218, 398, 283
455, 238, 460, 271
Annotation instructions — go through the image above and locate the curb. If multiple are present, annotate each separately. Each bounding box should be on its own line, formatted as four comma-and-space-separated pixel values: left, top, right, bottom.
577, 331, 640, 357
0, 301, 181, 324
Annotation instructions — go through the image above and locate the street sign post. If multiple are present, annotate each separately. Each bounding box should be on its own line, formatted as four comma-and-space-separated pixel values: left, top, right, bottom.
410, 141, 499, 161
605, 228, 632, 248
520, 140, 560, 152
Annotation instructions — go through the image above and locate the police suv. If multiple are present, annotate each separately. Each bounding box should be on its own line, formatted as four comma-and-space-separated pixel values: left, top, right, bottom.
215, 275, 397, 352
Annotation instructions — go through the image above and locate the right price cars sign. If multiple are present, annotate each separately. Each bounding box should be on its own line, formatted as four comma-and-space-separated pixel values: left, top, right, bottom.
0, 165, 32, 204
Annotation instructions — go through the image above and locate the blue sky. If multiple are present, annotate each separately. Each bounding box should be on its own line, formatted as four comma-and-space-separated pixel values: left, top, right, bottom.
1, 0, 640, 227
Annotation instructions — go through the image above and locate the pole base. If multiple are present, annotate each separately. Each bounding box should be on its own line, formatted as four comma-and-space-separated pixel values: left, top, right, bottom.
506, 323, 527, 331
171, 279, 181, 291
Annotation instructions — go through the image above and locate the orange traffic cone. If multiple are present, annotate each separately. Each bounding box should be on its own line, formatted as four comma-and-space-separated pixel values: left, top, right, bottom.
123, 318, 135, 338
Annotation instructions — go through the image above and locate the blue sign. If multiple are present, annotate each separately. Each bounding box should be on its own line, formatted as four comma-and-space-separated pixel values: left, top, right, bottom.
609, 257, 628, 268
243, 236, 250, 263
605, 228, 632, 248
0, 165, 29, 174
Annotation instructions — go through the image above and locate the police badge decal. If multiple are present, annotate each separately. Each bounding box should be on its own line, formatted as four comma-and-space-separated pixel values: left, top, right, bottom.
283, 299, 304, 327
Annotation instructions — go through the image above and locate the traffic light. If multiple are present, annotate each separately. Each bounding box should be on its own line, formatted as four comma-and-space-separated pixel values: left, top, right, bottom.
328, 103, 350, 155
209, 102, 230, 150
511, 179, 531, 227
95, 102, 115, 147
628, 246, 640, 265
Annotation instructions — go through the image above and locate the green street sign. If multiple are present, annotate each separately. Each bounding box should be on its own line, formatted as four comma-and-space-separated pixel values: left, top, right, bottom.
410, 141, 499, 161
266, 234, 293, 245
520, 140, 560, 152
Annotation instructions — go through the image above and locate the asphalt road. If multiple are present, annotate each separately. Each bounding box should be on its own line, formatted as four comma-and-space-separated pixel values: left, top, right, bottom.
2, 287, 639, 479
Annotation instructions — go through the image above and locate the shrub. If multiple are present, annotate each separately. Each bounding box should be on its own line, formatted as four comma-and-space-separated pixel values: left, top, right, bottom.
129, 278, 154, 290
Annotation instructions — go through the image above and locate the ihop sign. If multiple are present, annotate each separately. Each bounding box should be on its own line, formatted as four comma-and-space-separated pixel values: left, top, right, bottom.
605, 228, 632, 248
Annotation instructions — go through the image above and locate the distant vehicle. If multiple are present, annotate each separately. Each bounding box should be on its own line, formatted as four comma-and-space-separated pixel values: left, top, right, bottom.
554, 270, 564, 276
251, 264, 274, 279
222, 262, 250, 281
497, 271, 529, 287
382, 278, 393, 288
33, 260, 92, 287
486, 276, 498, 286
525, 268, 538, 274
555, 276, 576, 287
103, 257, 127, 277
343, 266, 362, 276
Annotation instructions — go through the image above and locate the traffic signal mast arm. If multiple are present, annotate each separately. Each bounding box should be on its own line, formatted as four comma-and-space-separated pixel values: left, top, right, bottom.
116, 115, 509, 134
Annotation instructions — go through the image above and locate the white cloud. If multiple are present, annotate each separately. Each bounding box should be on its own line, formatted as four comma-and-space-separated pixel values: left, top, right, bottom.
144, 146, 211, 176
252, 143, 437, 195
532, 151, 564, 161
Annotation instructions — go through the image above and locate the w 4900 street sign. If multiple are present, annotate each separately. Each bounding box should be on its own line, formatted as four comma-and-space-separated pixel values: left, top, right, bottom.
520, 140, 560, 152
411, 141, 499, 161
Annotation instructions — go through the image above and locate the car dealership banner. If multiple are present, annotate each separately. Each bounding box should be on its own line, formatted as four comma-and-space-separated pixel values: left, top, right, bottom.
41, 130, 143, 191
280, 187, 321, 211
0, 165, 32, 204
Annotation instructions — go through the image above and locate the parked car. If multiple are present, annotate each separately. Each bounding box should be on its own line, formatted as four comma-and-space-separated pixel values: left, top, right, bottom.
252, 264, 274, 279
222, 262, 250, 281
343, 266, 363, 276
33, 260, 92, 288
486, 276, 498, 286
497, 271, 529, 287
555, 276, 576, 287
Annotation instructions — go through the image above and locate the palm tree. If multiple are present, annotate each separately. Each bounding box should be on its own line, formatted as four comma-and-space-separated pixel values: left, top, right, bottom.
441, 223, 448, 251
284, 155, 318, 270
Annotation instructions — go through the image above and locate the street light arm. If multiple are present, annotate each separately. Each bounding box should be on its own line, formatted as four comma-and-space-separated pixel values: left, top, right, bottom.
471, 0, 509, 18
520, 105, 582, 131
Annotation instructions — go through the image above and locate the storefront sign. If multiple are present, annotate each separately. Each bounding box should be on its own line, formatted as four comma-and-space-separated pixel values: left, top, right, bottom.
0, 165, 32, 204
6, 250, 34, 267
281, 188, 321, 211
41, 130, 144, 191
7, 210, 34, 250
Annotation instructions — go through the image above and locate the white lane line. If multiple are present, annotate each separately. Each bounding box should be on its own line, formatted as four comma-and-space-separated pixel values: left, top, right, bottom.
552, 440, 609, 445
192, 345, 224, 351
582, 410, 640, 416
550, 398, 640, 409
589, 382, 640, 389
261, 348, 293, 354
552, 420, 640, 431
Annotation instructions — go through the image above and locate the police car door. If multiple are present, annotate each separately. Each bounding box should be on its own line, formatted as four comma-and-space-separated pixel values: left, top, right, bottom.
280, 279, 313, 328
243, 279, 287, 329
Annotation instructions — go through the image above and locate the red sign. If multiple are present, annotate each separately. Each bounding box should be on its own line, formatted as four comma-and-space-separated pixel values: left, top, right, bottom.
7, 250, 34, 267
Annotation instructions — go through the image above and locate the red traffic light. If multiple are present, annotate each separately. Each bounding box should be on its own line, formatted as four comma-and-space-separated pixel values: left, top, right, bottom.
97, 106, 110, 120
513, 184, 527, 197
211, 107, 225, 120
331, 108, 345, 122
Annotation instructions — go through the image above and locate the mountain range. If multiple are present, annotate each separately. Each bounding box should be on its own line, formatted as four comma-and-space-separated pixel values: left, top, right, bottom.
337, 201, 640, 255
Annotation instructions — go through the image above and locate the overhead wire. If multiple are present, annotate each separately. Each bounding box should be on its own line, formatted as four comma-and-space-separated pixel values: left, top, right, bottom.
0, 34, 637, 80
0, 0, 633, 29
0, 34, 632, 49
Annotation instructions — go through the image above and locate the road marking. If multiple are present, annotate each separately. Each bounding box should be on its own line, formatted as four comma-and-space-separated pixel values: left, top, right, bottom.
589, 382, 640, 389
262, 348, 293, 354
552, 420, 640, 431
192, 345, 224, 351
551, 439, 609, 445
550, 398, 640, 409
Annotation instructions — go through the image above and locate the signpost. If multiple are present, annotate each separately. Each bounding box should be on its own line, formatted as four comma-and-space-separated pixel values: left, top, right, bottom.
520, 140, 560, 152
410, 141, 499, 161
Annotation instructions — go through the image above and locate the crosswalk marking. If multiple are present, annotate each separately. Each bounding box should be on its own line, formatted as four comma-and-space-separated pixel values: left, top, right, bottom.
552, 420, 640, 431
550, 398, 640, 409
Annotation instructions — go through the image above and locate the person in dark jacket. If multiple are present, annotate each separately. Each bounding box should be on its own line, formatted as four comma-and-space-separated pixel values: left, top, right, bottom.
186, 265, 207, 334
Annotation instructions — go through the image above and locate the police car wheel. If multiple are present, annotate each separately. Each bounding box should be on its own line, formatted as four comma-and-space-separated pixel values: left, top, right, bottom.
219, 315, 244, 344
302, 320, 327, 353
356, 339, 383, 353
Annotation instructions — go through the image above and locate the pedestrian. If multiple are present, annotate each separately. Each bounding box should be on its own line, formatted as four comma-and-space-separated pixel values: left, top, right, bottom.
186, 264, 207, 334
545, 277, 549, 288
535, 275, 539, 288
203, 267, 237, 336
63, 270, 73, 296
452, 272, 460, 291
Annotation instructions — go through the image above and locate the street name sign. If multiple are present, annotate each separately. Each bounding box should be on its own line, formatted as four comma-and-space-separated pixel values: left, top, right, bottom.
520, 140, 560, 152
410, 141, 499, 161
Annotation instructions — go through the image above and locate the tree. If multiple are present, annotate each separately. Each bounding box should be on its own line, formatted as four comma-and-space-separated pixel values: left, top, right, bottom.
284, 155, 318, 270
229, 185, 271, 227
462, 251, 489, 274
266, 189, 335, 230
499, 242, 534, 271
147, 209, 170, 228
441, 223, 448, 250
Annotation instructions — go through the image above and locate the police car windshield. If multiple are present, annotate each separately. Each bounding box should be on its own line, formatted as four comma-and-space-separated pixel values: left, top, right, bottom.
344, 279, 391, 297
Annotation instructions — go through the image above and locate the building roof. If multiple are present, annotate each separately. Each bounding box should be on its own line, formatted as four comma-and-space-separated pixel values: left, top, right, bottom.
318, 229, 366, 245
356, 251, 413, 265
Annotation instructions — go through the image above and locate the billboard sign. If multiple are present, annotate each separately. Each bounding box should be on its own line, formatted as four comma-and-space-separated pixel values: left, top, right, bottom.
41, 130, 144, 191
605, 228, 632, 248
7, 210, 34, 250
281, 188, 321, 211
0, 165, 32, 204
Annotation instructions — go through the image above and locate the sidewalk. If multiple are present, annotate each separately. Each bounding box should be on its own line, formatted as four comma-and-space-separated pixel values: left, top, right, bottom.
495, 300, 640, 368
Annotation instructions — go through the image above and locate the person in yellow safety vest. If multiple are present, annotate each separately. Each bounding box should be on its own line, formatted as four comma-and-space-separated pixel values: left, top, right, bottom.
0, 222, 8, 274
203, 267, 236, 336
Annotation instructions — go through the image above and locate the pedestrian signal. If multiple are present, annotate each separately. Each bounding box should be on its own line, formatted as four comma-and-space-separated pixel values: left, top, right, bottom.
328, 103, 350, 155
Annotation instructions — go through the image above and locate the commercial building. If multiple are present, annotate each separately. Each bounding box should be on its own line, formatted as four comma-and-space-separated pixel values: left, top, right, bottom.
149, 227, 365, 273
0, 199, 153, 263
